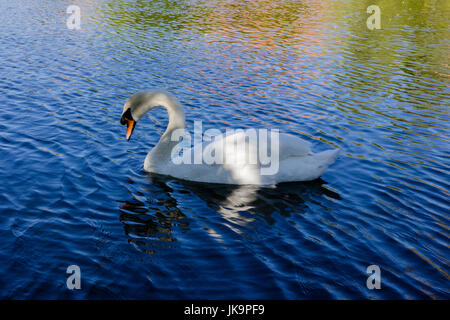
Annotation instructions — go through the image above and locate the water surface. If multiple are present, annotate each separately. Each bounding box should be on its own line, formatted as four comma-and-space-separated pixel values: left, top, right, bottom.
0, 0, 449, 299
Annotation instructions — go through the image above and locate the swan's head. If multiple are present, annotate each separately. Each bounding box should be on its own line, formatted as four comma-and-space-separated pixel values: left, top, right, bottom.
120, 91, 150, 140
120, 90, 185, 141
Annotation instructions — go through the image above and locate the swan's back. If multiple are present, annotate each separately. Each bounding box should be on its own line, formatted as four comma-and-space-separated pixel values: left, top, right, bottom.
150, 131, 339, 185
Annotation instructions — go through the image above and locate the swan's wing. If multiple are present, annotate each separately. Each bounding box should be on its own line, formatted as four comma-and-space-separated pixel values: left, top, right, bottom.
200, 131, 312, 163
277, 133, 312, 160
167, 131, 315, 184
201, 130, 258, 165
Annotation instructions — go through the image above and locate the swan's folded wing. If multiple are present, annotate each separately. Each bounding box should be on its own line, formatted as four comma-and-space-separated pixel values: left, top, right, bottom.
200, 131, 312, 163
277, 133, 312, 160
201, 131, 258, 165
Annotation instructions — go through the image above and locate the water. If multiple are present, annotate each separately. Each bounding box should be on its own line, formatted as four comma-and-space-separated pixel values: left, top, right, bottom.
0, 0, 448, 299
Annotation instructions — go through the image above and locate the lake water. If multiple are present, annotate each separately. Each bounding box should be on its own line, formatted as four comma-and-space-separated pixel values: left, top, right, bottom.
0, 0, 448, 299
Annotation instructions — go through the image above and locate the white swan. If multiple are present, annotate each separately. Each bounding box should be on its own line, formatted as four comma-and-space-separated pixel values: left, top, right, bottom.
120, 90, 340, 185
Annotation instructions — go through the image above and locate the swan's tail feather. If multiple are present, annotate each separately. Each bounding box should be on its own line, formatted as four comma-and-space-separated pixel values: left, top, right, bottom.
314, 148, 340, 174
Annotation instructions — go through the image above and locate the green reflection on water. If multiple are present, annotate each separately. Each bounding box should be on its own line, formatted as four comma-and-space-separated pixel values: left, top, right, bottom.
99, 0, 449, 127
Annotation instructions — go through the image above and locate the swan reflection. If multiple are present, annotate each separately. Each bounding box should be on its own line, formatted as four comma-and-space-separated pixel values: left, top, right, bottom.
118, 174, 340, 254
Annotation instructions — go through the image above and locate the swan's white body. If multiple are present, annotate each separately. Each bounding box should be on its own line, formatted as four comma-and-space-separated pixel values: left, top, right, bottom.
121, 90, 340, 185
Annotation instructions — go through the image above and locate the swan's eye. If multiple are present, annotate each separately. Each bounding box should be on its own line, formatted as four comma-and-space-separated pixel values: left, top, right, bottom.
120, 108, 133, 125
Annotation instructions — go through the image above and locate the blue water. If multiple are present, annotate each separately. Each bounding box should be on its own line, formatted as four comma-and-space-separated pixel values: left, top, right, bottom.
0, 0, 448, 299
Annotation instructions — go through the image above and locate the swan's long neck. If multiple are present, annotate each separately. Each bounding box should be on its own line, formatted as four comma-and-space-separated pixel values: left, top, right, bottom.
144, 93, 186, 167
161, 102, 185, 141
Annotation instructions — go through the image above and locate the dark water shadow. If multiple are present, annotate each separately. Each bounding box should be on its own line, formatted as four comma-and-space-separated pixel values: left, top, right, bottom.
118, 172, 341, 254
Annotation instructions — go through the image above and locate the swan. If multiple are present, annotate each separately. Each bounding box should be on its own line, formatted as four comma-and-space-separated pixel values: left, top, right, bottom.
120, 90, 340, 185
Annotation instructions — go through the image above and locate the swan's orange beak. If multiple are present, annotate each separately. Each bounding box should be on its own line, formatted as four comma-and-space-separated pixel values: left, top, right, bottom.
125, 119, 136, 141
121, 108, 136, 141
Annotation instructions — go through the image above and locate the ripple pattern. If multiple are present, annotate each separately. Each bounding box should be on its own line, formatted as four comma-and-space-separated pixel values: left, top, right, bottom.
0, 0, 448, 299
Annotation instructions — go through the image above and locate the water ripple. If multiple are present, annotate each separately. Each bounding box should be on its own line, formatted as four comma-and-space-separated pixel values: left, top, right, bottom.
0, 0, 448, 299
